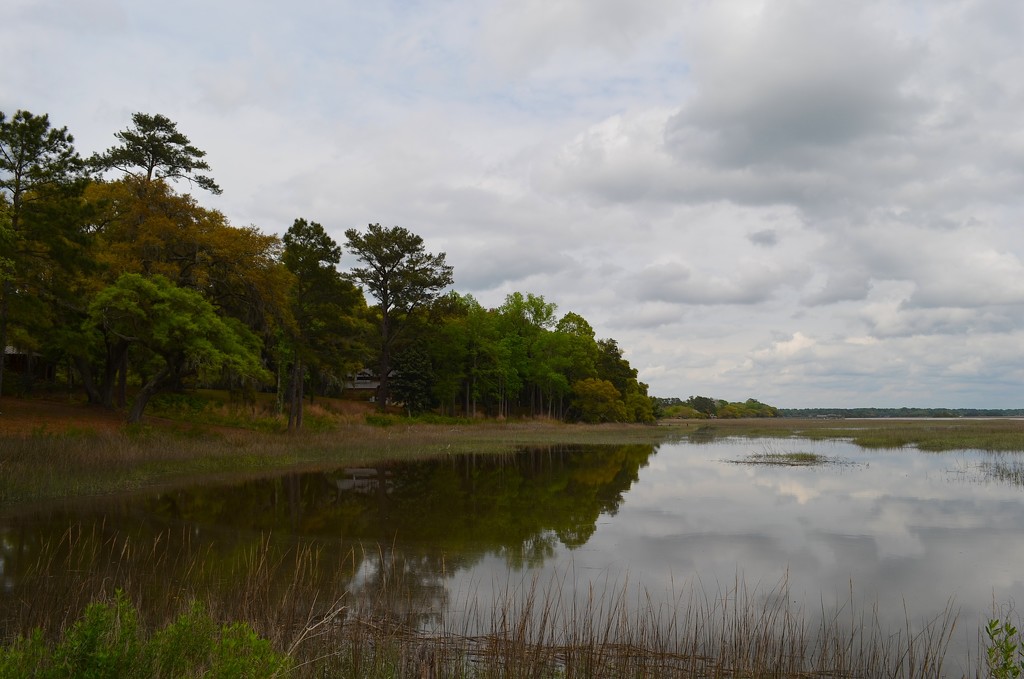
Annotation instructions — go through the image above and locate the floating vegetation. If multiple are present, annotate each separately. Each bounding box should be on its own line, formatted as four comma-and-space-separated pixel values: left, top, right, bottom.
726, 443, 852, 467
740, 451, 828, 466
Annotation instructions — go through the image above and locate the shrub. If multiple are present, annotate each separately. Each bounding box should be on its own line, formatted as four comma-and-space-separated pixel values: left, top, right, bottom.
0, 592, 290, 679
209, 623, 291, 677
51, 590, 143, 678
986, 617, 1024, 679
0, 629, 49, 679
146, 600, 215, 677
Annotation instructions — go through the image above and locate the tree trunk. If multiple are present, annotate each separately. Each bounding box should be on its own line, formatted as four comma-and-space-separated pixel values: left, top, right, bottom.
22, 351, 34, 395
100, 340, 128, 408
296, 365, 304, 430
0, 280, 9, 403
288, 358, 303, 432
376, 356, 390, 412
116, 351, 128, 408
72, 354, 103, 404
127, 365, 172, 424
377, 310, 391, 411
275, 356, 284, 415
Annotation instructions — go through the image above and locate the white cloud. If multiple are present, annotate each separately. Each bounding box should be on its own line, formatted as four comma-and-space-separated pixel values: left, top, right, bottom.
4, 0, 1024, 407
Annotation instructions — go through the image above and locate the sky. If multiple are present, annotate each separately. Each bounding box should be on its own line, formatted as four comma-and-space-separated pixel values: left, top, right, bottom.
3, 0, 1024, 408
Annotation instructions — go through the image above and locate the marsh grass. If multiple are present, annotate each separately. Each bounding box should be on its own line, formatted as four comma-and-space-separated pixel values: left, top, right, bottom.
739, 451, 828, 466
676, 417, 1024, 452
725, 442, 846, 467
979, 457, 1024, 487
0, 528, 973, 678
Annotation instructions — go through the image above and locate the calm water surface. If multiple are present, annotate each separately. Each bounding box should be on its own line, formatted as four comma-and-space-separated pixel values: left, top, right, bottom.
3, 437, 1024, 662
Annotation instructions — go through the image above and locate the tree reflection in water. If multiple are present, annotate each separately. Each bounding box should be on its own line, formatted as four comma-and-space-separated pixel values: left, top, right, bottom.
0, 444, 657, 638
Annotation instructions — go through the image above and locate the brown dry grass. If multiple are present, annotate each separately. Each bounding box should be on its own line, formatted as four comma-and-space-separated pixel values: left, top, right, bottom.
0, 393, 377, 436
0, 396, 127, 436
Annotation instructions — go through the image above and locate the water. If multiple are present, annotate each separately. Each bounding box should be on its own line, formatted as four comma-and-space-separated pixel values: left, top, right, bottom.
3, 437, 1023, 668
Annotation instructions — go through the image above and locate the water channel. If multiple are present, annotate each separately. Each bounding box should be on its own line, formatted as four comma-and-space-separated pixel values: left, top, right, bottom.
3, 436, 1024, 671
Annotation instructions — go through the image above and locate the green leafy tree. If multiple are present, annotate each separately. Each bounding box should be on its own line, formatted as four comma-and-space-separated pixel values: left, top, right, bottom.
426, 293, 505, 417
408, 292, 473, 416
687, 395, 718, 417
282, 218, 367, 430
92, 112, 221, 194
87, 273, 269, 423
0, 109, 87, 400
390, 345, 437, 416
624, 382, 656, 423
715, 398, 779, 418
496, 292, 559, 416
543, 311, 600, 418
595, 338, 636, 396
571, 378, 628, 423
344, 223, 453, 410
555, 312, 599, 383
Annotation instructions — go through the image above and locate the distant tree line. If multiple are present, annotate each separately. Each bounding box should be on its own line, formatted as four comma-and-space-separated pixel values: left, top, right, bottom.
654, 396, 779, 419
778, 408, 1024, 418
0, 109, 655, 425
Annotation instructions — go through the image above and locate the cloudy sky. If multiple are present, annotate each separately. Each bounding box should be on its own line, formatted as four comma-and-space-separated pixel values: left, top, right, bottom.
4, 0, 1024, 408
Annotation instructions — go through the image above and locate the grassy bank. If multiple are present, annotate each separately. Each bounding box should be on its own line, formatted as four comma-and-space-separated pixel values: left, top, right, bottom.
0, 396, 678, 505
4, 395, 1024, 505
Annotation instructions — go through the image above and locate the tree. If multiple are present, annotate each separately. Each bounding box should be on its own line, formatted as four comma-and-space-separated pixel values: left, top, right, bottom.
390, 346, 437, 416
686, 395, 718, 417
87, 274, 268, 423
496, 292, 559, 417
595, 338, 637, 396
550, 311, 599, 417
64, 180, 288, 409
572, 378, 628, 423
420, 292, 505, 417
282, 218, 367, 430
0, 110, 87, 401
344, 224, 453, 410
92, 113, 221, 194
624, 382, 656, 423
83, 113, 221, 406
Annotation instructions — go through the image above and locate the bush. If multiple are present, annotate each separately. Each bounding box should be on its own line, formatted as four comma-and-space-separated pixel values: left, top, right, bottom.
147, 600, 215, 677
0, 592, 291, 679
51, 590, 143, 678
986, 617, 1024, 679
0, 629, 49, 679
209, 623, 290, 678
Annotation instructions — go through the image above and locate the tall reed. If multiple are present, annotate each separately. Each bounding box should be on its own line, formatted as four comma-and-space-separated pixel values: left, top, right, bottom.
0, 527, 974, 677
